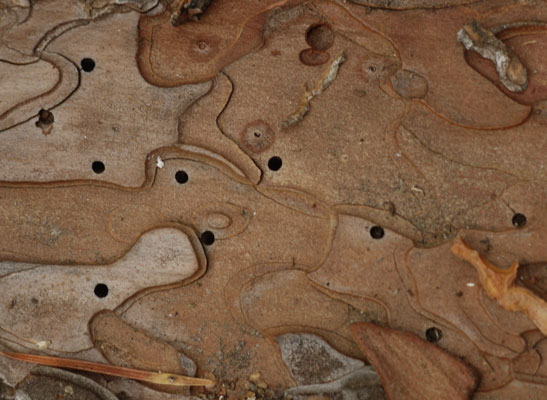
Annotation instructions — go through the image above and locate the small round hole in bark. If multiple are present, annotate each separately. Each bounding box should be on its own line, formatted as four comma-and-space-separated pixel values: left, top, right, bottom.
81, 58, 96, 72
512, 213, 527, 228
175, 170, 189, 184
201, 230, 215, 245
425, 327, 442, 343
268, 156, 283, 171
370, 226, 384, 239
36, 109, 54, 125
92, 161, 105, 174
305, 23, 334, 51
94, 283, 109, 298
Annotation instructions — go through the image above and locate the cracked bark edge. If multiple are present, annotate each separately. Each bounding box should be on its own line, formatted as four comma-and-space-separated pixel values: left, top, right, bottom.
457, 20, 528, 93
282, 52, 345, 129
171, 0, 213, 26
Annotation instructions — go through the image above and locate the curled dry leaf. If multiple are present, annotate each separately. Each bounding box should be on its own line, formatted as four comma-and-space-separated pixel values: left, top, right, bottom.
451, 236, 547, 335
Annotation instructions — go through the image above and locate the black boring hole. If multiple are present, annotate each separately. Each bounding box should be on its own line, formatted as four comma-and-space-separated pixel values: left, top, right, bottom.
370, 226, 385, 239
512, 213, 527, 228
425, 327, 442, 343
175, 170, 189, 184
268, 156, 282, 171
201, 230, 215, 246
81, 58, 96, 72
94, 283, 109, 298
92, 161, 105, 174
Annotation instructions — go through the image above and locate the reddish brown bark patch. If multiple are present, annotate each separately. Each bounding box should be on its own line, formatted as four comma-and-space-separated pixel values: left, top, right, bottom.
350, 322, 478, 400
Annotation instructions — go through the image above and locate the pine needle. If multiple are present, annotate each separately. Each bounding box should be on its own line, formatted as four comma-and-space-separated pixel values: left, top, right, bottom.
0, 350, 213, 387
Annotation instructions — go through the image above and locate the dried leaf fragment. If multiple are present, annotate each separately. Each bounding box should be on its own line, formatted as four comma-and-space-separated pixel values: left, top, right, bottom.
451, 236, 547, 335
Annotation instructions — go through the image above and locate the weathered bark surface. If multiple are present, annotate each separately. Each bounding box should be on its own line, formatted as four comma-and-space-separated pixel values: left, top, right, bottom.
1, 0, 546, 399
